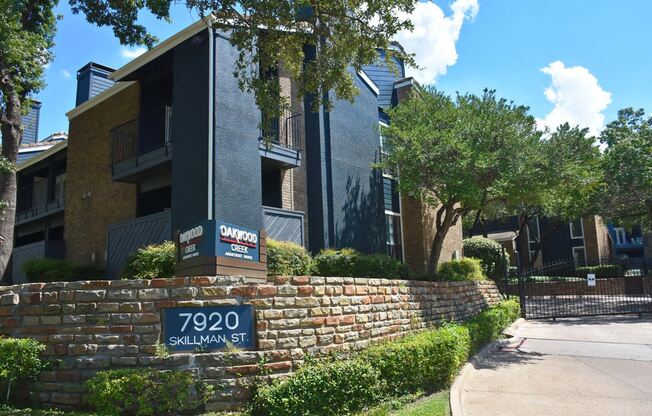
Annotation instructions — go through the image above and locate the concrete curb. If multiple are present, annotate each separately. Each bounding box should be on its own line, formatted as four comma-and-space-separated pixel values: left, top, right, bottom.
450, 319, 526, 416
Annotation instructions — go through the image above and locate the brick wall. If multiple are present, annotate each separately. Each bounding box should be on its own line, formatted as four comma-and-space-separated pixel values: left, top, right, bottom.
583, 216, 613, 260
401, 196, 464, 274
64, 84, 140, 267
0, 276, 499, 410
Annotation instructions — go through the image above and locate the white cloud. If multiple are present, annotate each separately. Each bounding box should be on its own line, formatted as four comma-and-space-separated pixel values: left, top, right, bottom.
60, 69, 71, 79
396, 0, 478, 84
537, 61, 612, 136
120, 46, 147, 59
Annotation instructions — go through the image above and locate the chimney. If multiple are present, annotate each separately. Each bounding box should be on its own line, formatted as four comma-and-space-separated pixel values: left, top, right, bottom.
75, 62, 115, 106
21, 100, 41, 145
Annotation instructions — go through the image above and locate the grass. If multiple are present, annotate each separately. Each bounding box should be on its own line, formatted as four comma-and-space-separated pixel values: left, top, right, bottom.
363, 391, 450, 416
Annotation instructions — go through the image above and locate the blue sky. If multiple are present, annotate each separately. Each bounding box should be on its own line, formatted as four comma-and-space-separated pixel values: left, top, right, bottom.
36, 0, 652, 138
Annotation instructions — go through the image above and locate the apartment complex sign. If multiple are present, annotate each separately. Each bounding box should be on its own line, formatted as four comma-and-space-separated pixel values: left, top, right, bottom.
178, 220, 259, 262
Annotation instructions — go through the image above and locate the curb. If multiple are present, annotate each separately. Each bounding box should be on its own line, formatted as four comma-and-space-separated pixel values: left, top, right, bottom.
449, 319, 527, 416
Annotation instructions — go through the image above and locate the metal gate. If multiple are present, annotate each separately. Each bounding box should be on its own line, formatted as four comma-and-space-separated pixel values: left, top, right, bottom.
502, 258, 652, 319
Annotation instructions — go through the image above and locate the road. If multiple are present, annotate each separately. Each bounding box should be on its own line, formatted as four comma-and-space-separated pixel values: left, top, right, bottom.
455, 316, 652, 416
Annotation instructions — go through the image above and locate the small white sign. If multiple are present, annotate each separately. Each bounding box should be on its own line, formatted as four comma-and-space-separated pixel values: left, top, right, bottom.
587, 273, 596, 287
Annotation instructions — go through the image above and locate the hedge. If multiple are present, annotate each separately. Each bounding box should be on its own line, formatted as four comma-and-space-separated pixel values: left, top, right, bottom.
266, 239, 313, 276
0, 338, 47, 404
312, 249, 409, 279
575, 264, 625, 278
463, 237, 509, 279
250, 300, 520, 416
22, 259, 104, 283
121, 241, 176, 280
436, 258, 486, 281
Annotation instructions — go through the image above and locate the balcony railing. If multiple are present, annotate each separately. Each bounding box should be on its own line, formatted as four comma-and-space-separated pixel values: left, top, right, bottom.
16, 183, 64, 224
110, 106, 172, 166
261, 108, 303, 150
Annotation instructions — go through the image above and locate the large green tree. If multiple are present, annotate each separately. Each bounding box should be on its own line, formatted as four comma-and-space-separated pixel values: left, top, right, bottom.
0, 0, 416, 279
597, 108, 652, 229
0, 0, 57, 278
380, 88, 541, 273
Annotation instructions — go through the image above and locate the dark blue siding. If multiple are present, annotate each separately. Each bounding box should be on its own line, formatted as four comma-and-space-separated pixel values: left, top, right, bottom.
21, 102, 41, 144
171, 36, 210, 233
76, 63, 115, 106
212, 31, 263, 231
361, 50, 405, 109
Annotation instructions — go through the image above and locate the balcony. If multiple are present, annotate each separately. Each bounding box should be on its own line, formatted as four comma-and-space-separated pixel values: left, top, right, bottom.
15, 184, 64, 225
263, 205, 305, 246
259, 109, 303, 169
110, 106, 172, 182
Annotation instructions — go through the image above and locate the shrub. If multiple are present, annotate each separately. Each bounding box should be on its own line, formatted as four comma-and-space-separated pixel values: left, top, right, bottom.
312, 248, 359, 276
0, 338, 47, 402
465, 299, 520, 351
121, 241, 176, 280
437, 258, 486, 281
266, 239, 313, 276
85, 368, 213, 416
463, 237, 510, 279
312, 249, 408, 279
250, 358, 384, 416
576, 264, 625, 278
359, 325, 470, 397
22, 259, 104, 283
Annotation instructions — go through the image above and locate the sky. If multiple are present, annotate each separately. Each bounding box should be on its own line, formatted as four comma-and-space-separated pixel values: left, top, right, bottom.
36, 0, 652, 139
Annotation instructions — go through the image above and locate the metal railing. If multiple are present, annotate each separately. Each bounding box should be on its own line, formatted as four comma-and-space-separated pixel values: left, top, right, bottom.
110, 106, 172, 166
16, 183, 64, 221
260, 108, 303, 150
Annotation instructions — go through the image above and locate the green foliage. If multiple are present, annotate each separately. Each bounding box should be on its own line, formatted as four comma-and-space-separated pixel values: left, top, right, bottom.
266, 239, 313, 276
359, 325, 470, 397
250, 301, 519, 415
121, 241, 176, 280
463, 237, 509, 279
312, 249, 408, 279
22, 259, 104, 283
597, 108, 652, 228
0, 338, 46, 402
85, 368, 213, 416
575, 264, 625, 278
379, 88, 541, 273
249, 359, 384, 416
437, 258, 486, 282
464, 299, 520, 352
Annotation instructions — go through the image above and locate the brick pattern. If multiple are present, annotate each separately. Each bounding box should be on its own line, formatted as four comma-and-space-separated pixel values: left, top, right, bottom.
64, 84, 140, 267
583, 216, 613, 261
0, 276, 499, 410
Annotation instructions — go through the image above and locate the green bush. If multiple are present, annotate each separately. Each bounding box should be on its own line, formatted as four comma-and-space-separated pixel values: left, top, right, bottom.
463, 237, 509, 279
250, 358, 384, 416
266, 239, 313, 276
22, 259, 104, 283
359, 325, 470, 397
312, 248, 408, 279
576, 264, 625, 278
437, 258, 486, 281
85, 368, 213, 416
250, 300, 519, 415
121, 241, 176, 280
0, 337, 47, 402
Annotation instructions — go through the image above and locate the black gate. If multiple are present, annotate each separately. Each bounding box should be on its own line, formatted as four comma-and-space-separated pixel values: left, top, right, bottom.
501, 258, 652, 319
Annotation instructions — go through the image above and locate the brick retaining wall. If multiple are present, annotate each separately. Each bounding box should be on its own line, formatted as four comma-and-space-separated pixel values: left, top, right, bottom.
0, 276, 500, 410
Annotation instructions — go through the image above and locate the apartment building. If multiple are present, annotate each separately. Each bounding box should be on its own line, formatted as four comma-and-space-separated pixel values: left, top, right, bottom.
9, 18, 463, 281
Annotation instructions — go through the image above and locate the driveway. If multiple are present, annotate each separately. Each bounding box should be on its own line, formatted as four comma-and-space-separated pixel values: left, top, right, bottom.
455, 316, 652, 416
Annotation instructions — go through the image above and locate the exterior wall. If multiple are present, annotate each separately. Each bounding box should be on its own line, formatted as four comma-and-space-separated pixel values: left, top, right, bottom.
401, 196, 464, 274
645, 232, 652, 258
64, 84, 139, 267
583, 216, 613, 261
0, 276, 500, 410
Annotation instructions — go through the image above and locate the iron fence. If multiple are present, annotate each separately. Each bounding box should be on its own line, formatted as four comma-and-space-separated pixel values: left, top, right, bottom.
110, 106, 172, 165
260, 108, 303, 150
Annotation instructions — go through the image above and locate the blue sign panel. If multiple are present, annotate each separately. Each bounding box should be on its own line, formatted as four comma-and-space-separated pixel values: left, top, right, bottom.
177, 220, 260, 263
163, 306, 255, 351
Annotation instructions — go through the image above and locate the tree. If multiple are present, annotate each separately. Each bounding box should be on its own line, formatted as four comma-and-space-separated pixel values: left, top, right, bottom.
379, 88, 540, 274
597, 108, 652, 229
0, 0, 416, 279
0, 0, 57, 279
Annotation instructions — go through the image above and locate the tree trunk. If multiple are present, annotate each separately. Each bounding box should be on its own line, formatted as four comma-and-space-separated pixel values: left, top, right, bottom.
427, 202, 456, 275
516, 215, 531, 273
0, 88, 22, 283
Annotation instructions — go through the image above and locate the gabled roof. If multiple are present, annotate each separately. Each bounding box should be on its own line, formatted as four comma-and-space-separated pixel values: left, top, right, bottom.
18, 140, 67, 171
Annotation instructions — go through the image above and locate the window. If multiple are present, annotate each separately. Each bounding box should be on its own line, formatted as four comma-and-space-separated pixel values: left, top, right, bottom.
385, 212, 403, 261
615, 227, 626, 245
528, 216, 540, 242
572, 246, 586, 265
569, 219, 584, 239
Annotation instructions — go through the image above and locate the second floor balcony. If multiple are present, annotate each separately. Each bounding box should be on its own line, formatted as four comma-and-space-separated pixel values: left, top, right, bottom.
110, 106, 172, 182
16, 181, 65, 225
260, 108, 303, 169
